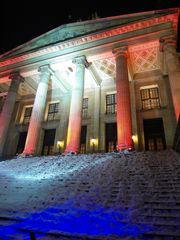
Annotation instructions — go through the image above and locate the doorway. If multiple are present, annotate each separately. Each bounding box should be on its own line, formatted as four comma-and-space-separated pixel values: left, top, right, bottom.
80, 125, 87, 153
143, 118, 166, 151
105, 123, 117, 152
16, 131, 27, 154
42, 129, 56, 155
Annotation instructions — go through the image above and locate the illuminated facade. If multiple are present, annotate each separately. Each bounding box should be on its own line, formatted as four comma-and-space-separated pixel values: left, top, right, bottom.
0, 8, 179, 156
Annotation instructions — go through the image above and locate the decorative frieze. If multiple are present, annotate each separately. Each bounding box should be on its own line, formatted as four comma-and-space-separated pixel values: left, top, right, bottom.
92, 58, 115, 79
129, 41, 160, 73
130, 47, 160, 73
0, 13, 178, 68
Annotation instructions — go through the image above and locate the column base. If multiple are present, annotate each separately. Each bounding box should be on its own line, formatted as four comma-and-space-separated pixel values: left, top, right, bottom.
17, 152, 34, 158
62, 151, 78, 156
64, 144, 79, 155
22, 148, 36, 157
113, 148, 135, 155
117, 144, 133, 151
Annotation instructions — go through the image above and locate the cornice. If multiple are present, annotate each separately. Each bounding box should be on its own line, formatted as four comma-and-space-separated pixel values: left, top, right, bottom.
128, 40, 159, 52
0, 13, 178, 69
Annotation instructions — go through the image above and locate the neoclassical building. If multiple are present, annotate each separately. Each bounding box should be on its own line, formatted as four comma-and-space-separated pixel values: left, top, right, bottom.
0, 8, 179, 156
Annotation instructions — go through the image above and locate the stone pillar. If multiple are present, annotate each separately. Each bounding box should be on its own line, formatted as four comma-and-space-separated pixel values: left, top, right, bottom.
0, 72, 24, 156
160, 36, 180, 121
65, 56, 88, 153
113, 46, 133, 150
23, 65, 52, 155
54, 94, 71, 154
129, 81, 139, 150
93, 86, 101, 152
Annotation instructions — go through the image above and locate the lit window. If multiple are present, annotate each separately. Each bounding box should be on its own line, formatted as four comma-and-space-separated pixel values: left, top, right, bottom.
106, 94, 116, 114
148, 139, 155, 151
80, 144, 86, 154
47, 103, 59, 121
140, 87, 160, 110
82, 98, 88, 118
23, 107, 32, 124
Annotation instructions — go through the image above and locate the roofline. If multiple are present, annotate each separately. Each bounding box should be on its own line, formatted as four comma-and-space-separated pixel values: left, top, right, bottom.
0, 7, 179, 59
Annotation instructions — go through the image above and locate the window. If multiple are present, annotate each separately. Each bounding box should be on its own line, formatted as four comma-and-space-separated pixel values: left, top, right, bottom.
140, 87, 160, 110
80, 125, 87, 153
0, 94, 6, 112
23, 107, 32, 124
0, 97, 4, 112
82, 98, 88, 118
106, 94, 116, 114
47, 102, 59, 121
80, 144, 86, 154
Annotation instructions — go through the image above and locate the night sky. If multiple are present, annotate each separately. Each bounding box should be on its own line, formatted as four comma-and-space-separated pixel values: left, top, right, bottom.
0, 0, 180, 54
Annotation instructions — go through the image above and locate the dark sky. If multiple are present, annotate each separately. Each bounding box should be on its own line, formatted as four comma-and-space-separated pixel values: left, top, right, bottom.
0, 0, 179, 54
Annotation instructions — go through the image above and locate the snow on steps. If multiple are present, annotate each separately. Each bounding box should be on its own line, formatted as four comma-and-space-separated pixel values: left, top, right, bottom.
0, 149, 180, 239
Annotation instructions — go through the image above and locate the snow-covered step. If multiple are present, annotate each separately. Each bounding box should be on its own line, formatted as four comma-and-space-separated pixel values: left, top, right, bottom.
144, 230, 180, 239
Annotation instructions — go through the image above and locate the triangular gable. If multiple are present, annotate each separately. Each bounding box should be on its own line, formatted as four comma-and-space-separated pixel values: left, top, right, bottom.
1, 8, 179, 59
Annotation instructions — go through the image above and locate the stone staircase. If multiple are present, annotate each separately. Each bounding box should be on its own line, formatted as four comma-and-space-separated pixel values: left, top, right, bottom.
0, 150, 180, 239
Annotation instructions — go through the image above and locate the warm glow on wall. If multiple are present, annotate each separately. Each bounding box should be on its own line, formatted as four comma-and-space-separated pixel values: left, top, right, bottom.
91, 138, 96, 145
132, 135, 138, 144
57, 140, 64, 153
90, 138, 97, 152
57, 140, 64, 148
91, 138, 98, 147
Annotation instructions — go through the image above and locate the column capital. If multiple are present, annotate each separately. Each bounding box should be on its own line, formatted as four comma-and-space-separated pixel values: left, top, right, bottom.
38, 64, 54, 75
112, 46, 128, 58
38, 65, 54, 84
9, 72, 24, 82
72, 55, 89, 68
159, 35, 177, 52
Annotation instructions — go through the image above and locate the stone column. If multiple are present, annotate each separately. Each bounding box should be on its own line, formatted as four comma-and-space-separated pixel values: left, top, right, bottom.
93, 86, 101, 152
129, 81, 139, 150
0, 72, 24, 156
113, 46, 133, 150
23, 65, 52, 155
54, 94, 71, 154
160, 36, 180, 121
65, 56, 88, 153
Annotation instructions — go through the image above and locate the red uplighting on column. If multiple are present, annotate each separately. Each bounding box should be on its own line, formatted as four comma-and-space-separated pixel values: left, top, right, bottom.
113, 47, 133, 150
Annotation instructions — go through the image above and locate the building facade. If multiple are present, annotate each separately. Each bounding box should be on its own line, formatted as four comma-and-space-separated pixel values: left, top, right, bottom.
0, 8, 179, 156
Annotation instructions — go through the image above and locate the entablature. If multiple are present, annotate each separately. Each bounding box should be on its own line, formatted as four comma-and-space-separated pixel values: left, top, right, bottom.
0, 10, 178, 73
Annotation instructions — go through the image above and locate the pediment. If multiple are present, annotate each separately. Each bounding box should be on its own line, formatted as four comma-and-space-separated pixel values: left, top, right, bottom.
1, 8, 178, 59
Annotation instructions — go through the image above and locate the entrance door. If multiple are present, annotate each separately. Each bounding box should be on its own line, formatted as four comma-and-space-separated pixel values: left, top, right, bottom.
143, 118, 166, 151
105, 123, 117, 152
80, 125, 87, 153
42, 129, 56, 155
16, 132, 27, 154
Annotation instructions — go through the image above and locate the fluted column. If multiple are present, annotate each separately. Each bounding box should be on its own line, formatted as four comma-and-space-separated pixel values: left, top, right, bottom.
160, 36, 180, 121
113, 46, 133, 150
65, 56, 88, 153
0, 72, 24, 156
23, 65, 52, 155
